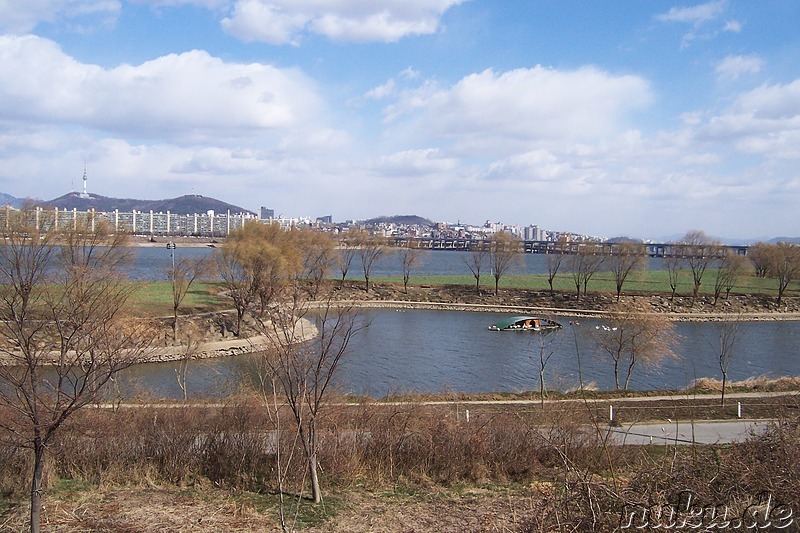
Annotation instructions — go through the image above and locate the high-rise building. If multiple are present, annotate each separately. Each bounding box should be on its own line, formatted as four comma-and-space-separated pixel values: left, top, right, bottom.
260, 207, 274, 220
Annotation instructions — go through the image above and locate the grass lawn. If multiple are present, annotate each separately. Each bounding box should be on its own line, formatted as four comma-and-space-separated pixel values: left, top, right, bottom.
372, 269, 792, 297
124, 269, 796, 317
126, 281, 228, 316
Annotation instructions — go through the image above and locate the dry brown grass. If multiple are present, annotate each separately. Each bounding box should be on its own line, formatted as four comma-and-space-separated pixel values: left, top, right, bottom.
2, 399, 800, 531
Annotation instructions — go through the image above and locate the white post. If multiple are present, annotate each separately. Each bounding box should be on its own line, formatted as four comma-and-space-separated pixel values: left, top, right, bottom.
609, 405, 614, 423
465, 409, 470, 423
737, 402, 742, 418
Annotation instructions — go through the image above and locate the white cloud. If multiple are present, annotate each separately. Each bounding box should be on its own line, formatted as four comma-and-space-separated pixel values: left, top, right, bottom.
656, 1, 733, 48
723, 19, 742, 32
362, 68, 420, 101
0, 35, 325, 142
364, 79, 397, 100
130, 0, 228, 8
695, 79, 800, 161
715, 54, 763, 81
373, 148, 458, 176
0, 0, 121, 33
386, 66, 652, 154
221, 0, 465, 44
656, 1, 727, 25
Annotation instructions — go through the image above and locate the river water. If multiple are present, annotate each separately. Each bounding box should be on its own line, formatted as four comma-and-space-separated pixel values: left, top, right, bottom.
116, 309, 800, 399
116, 247, 799, 399
129, 245, 671, 280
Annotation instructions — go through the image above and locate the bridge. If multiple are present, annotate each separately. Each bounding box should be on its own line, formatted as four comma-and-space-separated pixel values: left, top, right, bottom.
390, 237, 748, 257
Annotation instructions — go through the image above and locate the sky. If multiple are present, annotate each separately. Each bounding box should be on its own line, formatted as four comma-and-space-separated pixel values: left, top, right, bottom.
0, 1, 799, 241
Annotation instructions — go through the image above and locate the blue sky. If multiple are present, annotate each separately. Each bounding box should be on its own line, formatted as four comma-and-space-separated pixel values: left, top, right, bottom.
1, 0, 799, 241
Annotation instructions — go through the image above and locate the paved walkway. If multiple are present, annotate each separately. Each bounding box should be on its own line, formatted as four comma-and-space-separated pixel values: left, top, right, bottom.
607, 419, 773, 445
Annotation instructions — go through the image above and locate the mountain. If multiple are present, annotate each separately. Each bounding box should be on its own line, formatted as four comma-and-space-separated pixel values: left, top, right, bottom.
0, 192, 27, 208
767, 237, 800, 244
363, 215, 435, 227
39, 192, 254, 215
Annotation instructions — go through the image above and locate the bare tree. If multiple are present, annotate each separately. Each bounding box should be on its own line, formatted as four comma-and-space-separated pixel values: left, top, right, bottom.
354, 232, 384, 292
709, 319, 742, 407
567, 243, 605, 297
260, 290, 363, 504
0, 215, 156, 533
535, 330, 561, 406
490, 232, 522, 295
591, 305, 678, 390
765, 242, 800, 307
291, 228, 334, 298
335, 238, 358, 289
747, 242, 772, 278
398, 243, 426, 294
680, 230, 721, 300
608, 242, 647, 301
665, 247, 684, 300
713, 251, 748, 305
464, 242, 490, 294
167, 254, 208, 343
216, 222, 292, 335
174, 321, 204, 401
546, 239, 568, 297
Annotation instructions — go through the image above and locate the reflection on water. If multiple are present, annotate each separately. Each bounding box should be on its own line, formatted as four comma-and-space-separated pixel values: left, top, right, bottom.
118, 310, 800, 399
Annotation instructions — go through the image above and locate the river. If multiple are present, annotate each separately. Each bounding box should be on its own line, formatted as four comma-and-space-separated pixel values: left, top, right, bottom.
129, 245, 672, 280
118, 246, 799, 399
116, 309, 800, 399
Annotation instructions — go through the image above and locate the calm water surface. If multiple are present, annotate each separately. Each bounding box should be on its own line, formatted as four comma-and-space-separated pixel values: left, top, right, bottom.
122, 247, 798, 398
118, 310, 800, 399
129, 246, 671, 281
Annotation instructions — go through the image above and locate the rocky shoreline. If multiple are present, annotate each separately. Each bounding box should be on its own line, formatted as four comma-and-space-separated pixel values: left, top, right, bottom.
327, 281, 800, 322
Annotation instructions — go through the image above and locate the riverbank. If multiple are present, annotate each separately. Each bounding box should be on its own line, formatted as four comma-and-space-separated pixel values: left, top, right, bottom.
328, 281, 800, 321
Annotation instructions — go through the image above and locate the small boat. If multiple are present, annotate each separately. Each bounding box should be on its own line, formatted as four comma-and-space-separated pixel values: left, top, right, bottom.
488, 315, 562, 332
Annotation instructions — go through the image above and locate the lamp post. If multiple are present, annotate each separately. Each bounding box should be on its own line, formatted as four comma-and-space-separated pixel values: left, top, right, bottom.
166, 241, 176, 285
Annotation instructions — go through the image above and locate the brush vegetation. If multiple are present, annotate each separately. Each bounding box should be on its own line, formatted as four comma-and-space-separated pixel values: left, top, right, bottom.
1, 397, 799, 531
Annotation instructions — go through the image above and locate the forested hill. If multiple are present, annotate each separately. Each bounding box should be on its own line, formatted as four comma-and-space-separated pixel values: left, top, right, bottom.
38, 192, 254, 215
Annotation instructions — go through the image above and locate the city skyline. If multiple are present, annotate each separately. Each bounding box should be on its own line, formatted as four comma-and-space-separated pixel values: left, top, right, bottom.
0, 1, 799, 240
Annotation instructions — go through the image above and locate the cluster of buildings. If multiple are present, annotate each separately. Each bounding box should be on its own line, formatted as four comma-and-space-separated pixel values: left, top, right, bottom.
1, 205, 256, 237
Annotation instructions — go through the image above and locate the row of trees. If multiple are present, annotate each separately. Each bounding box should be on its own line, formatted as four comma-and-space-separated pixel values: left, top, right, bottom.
214, 226, 799, 306
385, 229, 796, 303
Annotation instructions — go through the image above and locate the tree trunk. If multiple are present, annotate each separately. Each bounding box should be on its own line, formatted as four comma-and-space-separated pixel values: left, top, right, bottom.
474, 275, 480, 294
299, 423, 322, 504
539, 369, 546, 407
624, 356, 637, 390
494, 276, 499, 296
721, 372, 727, 408
30, 440, 46, 533
364, 276, 370, 292
308, 452, 321, 504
